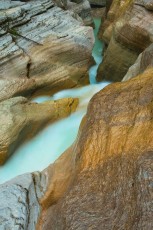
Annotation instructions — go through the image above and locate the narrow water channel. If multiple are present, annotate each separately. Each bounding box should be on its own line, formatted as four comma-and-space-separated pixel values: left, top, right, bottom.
0, 18, 110, 184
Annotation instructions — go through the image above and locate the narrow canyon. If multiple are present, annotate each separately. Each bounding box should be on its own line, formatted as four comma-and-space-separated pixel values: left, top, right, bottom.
0, 0, 152, 229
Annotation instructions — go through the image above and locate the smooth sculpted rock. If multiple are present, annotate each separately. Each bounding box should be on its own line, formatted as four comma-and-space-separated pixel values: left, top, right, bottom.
0, 97, 78, 164
123, 43, 153, 81
0, 172, 46, 230
97, 0, 153, 82
0, 0, 94, 100
37, 68, 153, 229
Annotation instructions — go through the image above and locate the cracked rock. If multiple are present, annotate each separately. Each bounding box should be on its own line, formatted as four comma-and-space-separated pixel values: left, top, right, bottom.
0, 172, 46, 230
0, 0, 94, 100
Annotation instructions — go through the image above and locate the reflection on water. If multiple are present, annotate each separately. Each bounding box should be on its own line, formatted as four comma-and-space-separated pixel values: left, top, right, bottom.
0, 18, 110, 184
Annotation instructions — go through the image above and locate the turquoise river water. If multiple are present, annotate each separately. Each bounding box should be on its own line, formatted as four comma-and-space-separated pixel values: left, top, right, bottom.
0, 18, 110, 184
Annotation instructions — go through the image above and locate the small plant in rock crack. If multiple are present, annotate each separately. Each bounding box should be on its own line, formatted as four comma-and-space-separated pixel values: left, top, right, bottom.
1, 21, 43, 46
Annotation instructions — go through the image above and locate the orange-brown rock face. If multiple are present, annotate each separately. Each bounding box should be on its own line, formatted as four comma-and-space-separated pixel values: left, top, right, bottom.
97, 0, 153, 82
39, 68, 153, 229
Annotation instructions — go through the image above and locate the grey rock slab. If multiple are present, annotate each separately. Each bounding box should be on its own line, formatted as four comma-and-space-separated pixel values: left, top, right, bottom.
0, 172, 46, 230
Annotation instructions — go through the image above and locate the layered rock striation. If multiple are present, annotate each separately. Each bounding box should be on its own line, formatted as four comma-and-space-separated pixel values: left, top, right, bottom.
1, 0, 153, 229
97, 0, 153, 82
0, 172, 46, 230
0, 0, 94, 101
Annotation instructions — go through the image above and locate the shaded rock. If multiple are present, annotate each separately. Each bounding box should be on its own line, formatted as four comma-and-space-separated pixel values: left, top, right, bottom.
0, 172, 46, 230
123, 43, 153, 81
97, 1, 153, 82
0, 97, 78, 165
89, 0, 106, 7
97, 36, 138, 81
91, 7, 106, 18
62, 0, 93, 26
114, 5, 152, 52
38, 68, 153, 229
0, 0, 94, 100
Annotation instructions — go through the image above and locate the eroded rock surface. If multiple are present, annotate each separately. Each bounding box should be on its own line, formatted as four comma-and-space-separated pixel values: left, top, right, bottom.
0, 96, 78, 164
38, 68, 153, 229
97, 0, 153, 82
0, 172, 46, 230
1, 69, 153, 229
0, 0, 94, 100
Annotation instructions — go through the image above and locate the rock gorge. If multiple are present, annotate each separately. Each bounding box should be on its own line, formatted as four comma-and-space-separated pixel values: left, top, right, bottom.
0, 0, 94, 162
0, 0, 153, 230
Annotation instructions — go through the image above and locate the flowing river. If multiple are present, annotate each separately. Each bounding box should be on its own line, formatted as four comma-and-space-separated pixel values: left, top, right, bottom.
0, 18, 110, 184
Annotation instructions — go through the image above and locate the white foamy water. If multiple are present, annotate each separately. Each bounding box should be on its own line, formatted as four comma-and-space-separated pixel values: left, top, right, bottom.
0, 18, 110, 184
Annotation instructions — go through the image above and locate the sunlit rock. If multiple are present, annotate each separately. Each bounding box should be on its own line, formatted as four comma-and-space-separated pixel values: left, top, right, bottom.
97, 0, 153, 82
39, 68, 153, 229
0, 97, 78, 164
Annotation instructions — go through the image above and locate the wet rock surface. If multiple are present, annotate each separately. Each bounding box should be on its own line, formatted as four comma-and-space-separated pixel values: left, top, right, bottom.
0, 97, 78, 165
39, 67, 153, 229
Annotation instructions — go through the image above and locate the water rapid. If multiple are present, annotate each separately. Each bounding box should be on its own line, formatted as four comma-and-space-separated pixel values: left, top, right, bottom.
0, 18, 110, 184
